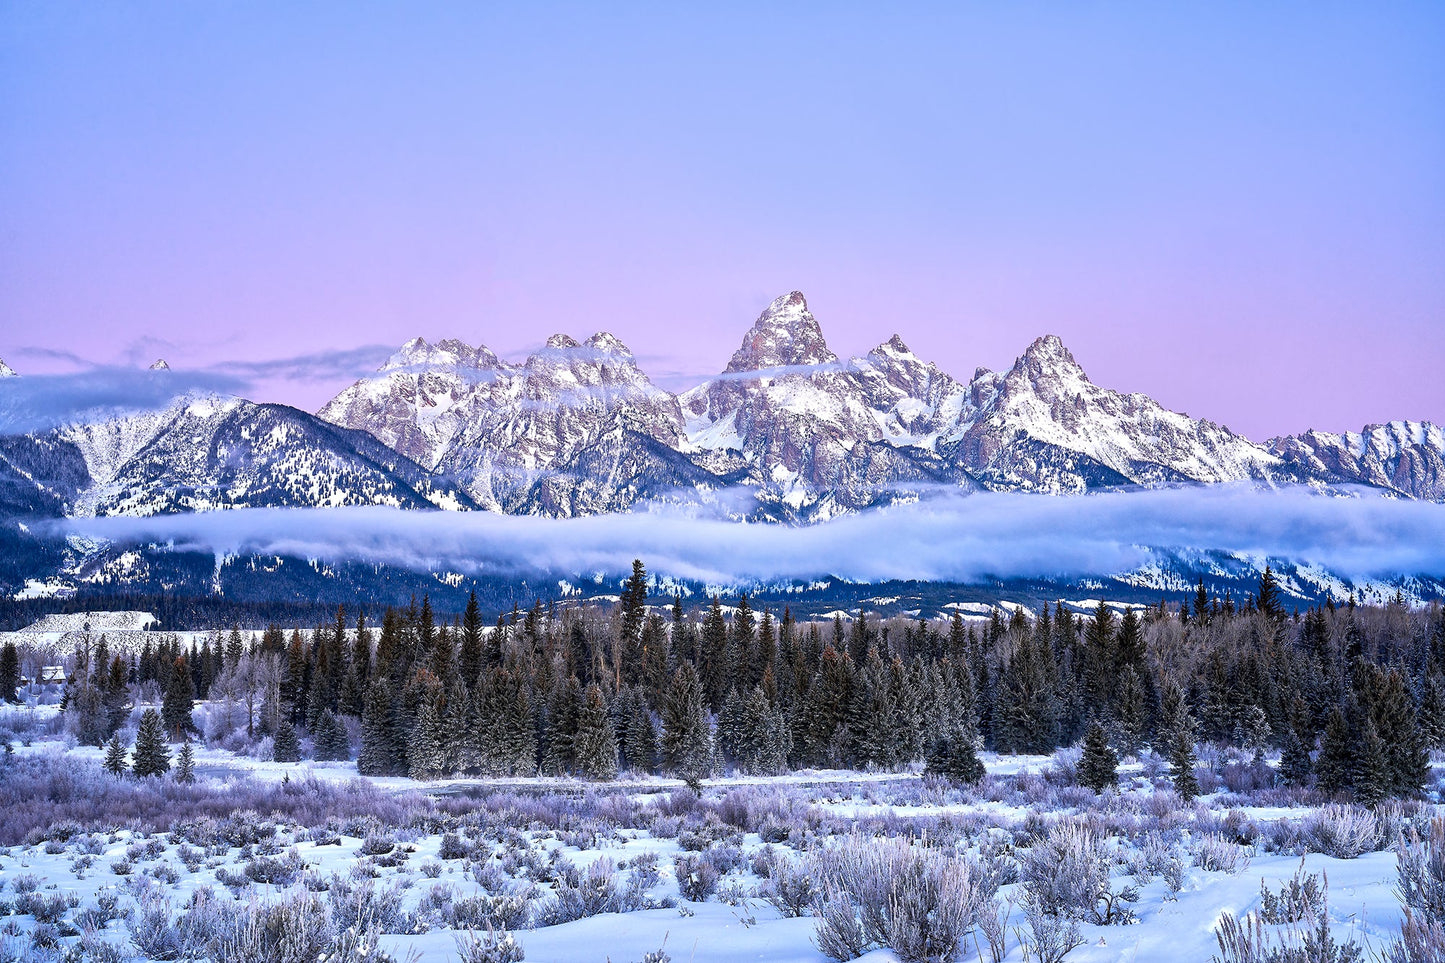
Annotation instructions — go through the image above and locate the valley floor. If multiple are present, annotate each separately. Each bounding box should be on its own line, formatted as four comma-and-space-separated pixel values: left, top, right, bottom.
1, 704, 1437, 963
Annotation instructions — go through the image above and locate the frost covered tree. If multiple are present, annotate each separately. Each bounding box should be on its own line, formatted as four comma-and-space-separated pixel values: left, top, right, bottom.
103, 734, 128, 776
0, 641, 19, 704
1078, 719, 1117, 793
273, 721, 301, 763
662, 664, 712, 790
132, 708, 171, 778
358, 678, 404, 776
573, 684, 619, 780
175, 740, 196, 783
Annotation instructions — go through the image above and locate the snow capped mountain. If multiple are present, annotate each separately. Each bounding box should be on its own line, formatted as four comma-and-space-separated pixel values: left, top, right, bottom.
4, 290, 1441, 540
940, 335, 1301, 493
10, 393, 473, 518
0, 358, 17, 378
318, 337, 511, 470
148, 359, 170, 371
1269, 421, 1445, 501
680, 292, 957, 518
321, 331, 699, 515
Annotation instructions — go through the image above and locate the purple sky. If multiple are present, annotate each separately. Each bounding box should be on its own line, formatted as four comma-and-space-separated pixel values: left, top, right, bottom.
2, 3, 1442, 441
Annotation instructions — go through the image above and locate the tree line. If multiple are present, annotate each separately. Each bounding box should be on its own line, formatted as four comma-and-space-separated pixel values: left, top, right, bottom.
25, 561, 1445, 801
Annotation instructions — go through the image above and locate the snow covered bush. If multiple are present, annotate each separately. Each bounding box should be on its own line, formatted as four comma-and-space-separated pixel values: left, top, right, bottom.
1258, 860, 1327, 925
1397, 818, 1445, 924
807, 834, 984, 963
1192, 834, 1253, 875
1304, 805, 1380, 860
1020, 820, 1137, 924
673, 853, 720, 903
762, 856, 816, 917
454, 925, 525, 963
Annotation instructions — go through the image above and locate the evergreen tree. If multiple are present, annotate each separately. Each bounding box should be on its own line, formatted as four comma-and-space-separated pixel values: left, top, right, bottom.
573, 684, 619, 780
543, 677, 583, 775
1353, 721, 1390, 806
175, 741, 196, 783
1279, 727, 1313, 788
661, 664, 711, 790
313, 709, 352, 761
1078, 719, 1118, 793
1315, 707, 1353, 796
161, 656, 195, 739
273, 721, 301, 763
1372, 668, 1429, 798
409, 695, 448, 780
103, 734, 128, 776
0, 641, 19, 703
924, 731, 985, 785
132, 708, 171, 778
358, 679, 404, 776
460, 591, 484, 685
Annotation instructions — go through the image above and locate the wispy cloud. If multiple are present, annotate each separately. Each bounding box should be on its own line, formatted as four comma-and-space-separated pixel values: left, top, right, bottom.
45, 485, 1445, 586
0, 346, 398, 434
0, 368, 245, 434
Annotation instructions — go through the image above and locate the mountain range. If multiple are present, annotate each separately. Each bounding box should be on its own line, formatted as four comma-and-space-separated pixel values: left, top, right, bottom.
1, 290, 1442, 527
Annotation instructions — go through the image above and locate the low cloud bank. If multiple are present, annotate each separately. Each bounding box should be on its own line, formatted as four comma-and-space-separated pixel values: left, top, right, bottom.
47, 485, 1445, 586
0, 347, 397, 434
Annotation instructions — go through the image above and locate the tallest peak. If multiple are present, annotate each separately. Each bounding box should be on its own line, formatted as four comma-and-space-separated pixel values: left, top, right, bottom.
0, 357, 16, 378
763, 290, 809, 315
726, 291, 836, 372
1012, 334, 1089, 383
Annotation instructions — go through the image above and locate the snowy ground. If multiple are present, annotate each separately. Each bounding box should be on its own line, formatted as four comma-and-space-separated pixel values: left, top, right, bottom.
1, 697, 1440, 963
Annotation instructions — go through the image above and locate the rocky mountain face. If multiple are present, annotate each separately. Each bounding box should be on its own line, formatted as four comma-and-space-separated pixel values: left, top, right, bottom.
1269, 422, 1445, 501
938, 335, 1305, 493
2, 292, 1442, 530
1, 388, 472, 518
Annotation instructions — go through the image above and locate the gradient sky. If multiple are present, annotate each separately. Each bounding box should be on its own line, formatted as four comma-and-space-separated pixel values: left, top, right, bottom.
2, 2, 1442, 440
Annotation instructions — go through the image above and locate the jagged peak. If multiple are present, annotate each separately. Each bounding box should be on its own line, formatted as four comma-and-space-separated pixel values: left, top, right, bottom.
585, 332, 633, 357
725, 290, 837, 372
0, 357, 17, 378
148, 358, 170, 371
1012, 334, 1088, 383
876, 334, 912, 356
381, 336, 496, 371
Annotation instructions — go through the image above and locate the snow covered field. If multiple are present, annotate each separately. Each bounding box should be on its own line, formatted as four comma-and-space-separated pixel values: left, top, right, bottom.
0, 715, 1439, 963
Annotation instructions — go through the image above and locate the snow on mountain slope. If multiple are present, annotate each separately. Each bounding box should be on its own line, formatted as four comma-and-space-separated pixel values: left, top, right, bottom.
1269, 421, 1445, 501
56, 394, 473, 516
318, 337, 513, 470
0, 358, 17, 378
680, 292, 961, 518
438, 332, 692, 513
940, 335, 1304, 493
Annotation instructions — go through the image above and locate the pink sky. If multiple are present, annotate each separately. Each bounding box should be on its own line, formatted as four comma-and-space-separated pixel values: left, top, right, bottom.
1, 4, 1441, 441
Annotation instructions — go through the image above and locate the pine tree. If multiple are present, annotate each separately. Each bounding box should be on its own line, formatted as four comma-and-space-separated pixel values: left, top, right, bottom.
308, 709, 349, 761
175, 741, 196, 783
358, 679, 404, 776
1353, 721, 1390, 806
1373, 668, 1429, 798
273, 721, 301, 763
924, 731, 985, 785
1078, 719, 1118, 794
408, 695, 447, 780
661, 664, 711, 790
1315, 707, 1353, 796
132, 708, 171, 778
103, 734, 128, 776
0, 641, 19, 704
460, 592, 484, 685
573, 684, 619, 781
161, 657, 195, 739
1280, 727, 1313, 788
